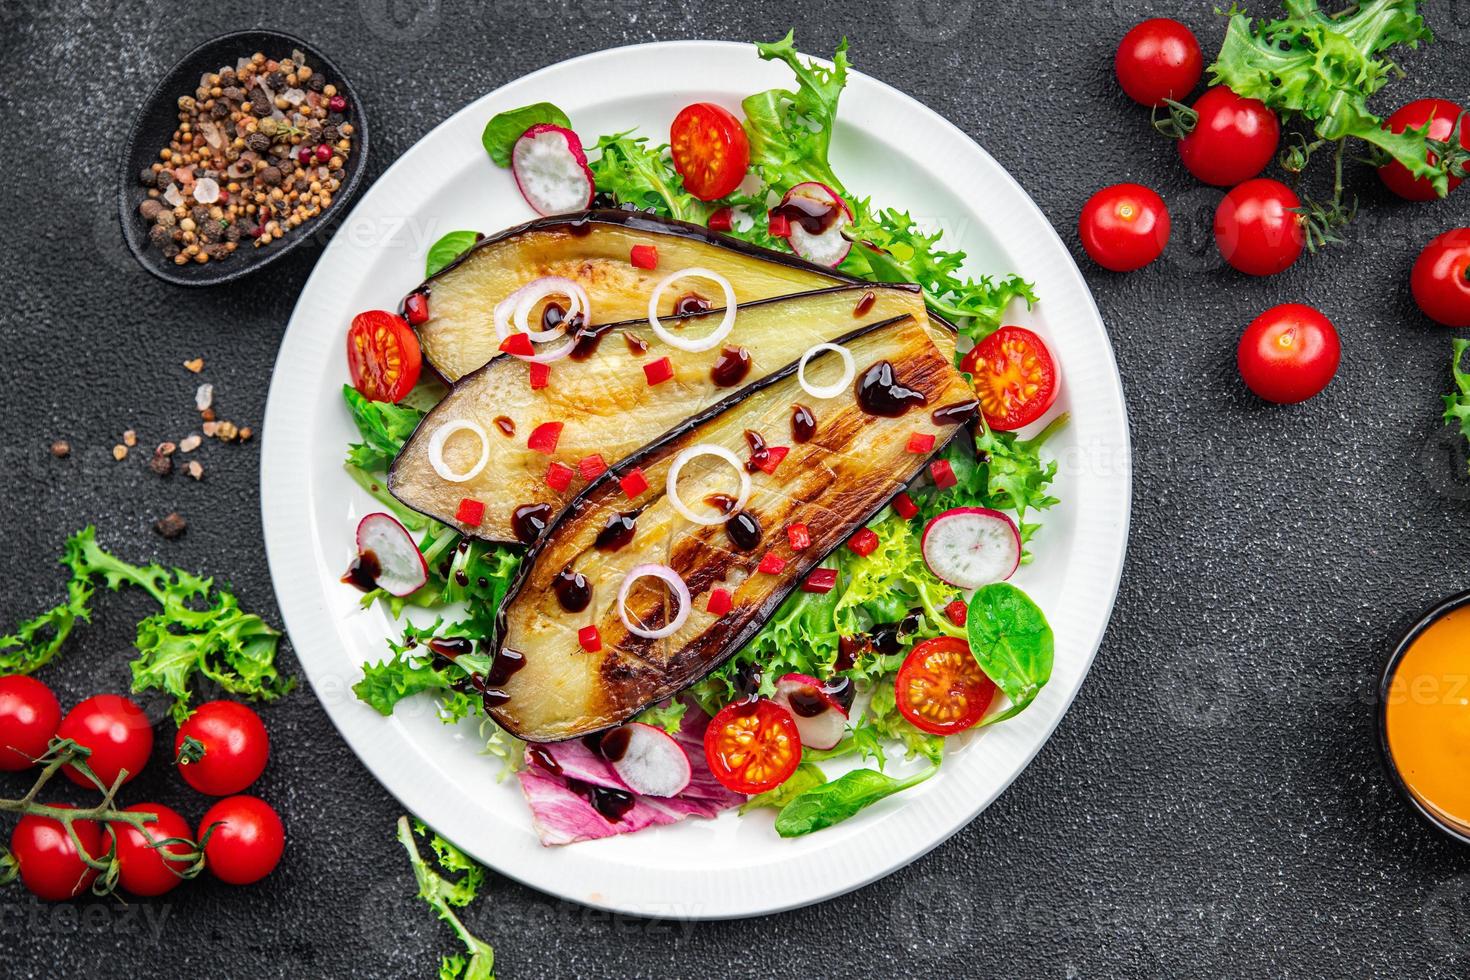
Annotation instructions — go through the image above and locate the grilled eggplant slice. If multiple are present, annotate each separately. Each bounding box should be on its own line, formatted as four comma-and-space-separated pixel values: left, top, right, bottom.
486, 314, 977, 741
411, 210, 861, 382
389, 284, 951, 544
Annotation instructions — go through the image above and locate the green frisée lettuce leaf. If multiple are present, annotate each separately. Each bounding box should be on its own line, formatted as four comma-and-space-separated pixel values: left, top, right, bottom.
427, 230, 481, 277
587, 131, 711, 224
740, 761, 827, 814
482, 102, 572, 167
966, 582, 1053, 724
633, 699, 689, 735
343, 384, 425, 472
397, 817, 496, 980
742, 31, 849, 193
834, 515, 960, 645
1444, 339, 1470, 473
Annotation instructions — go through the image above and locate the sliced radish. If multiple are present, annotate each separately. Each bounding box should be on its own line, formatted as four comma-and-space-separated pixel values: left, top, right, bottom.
355, 513, 428, 597
602, 722, 692, 798
921, 507, 1022, 590
776, 182, 853, 267
511, 124, 594, 216
772, 673, 848, 750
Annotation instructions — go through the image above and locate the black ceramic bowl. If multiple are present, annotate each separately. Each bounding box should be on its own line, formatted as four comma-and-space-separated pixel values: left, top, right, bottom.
117, 30, 369, 287
1377, 588, 1470, 845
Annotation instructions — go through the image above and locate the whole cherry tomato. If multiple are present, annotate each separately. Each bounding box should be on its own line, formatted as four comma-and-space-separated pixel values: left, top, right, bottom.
103, 803, 196, 898
1078, 183, 1171, 272
1237, 303, 1341, 404
1377, 99, 1468, 201
1411, 228, 1470, 328
0, 675, 61, 771
1115, 18, 1203, 107
199, 795, 285, 885
9, 804, 102, 901
56, 694, 153, 788
1177, 87, 1281, 187
1214, 179, 1306, 277
174, 700, 270, 796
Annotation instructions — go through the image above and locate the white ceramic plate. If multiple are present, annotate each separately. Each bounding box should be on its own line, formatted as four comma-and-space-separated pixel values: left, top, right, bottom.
260, 40, 1130, 919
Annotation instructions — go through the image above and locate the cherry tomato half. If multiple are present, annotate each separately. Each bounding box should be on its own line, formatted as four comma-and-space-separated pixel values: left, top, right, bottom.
1115, 18, 1203, 108
703, 698, 801, 795
1214, 178, 1305, 277
1411, 228, 1470, 328
896, 636, 998, 736
1237, 303, 1341, 404
1177, 87, 1280, 187
347, 310, 422, 404
1079, 183, 1171, 272
10, 804, 102, 901
0, 675, 61, 771
961, 326, 1059, 432
1378, 99, 1467, 202
103, 803, 196, 898
57, 694, 153, 788
670, 102, 750, 202
199, 795, 285, 886
175, 700, 270, 796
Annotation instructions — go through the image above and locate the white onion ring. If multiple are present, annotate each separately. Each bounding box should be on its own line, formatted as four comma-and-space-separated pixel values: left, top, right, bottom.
665, 444, 750, 526
427, 419, 490, 482
797, 342, 856, 400
646, 267, 737, 353
512, 277, 588, 342
617, 563, 691, 639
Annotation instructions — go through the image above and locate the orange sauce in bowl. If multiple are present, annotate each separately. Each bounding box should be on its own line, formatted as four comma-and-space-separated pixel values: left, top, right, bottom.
1385, 604, 1470, 835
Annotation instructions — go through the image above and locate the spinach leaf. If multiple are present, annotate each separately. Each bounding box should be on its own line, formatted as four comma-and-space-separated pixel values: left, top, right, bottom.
426, 230, 481, 277
740, 762, 827, 814
966, 582, 1053, 724
774, 764, 937, 837
481, 102, 571, 167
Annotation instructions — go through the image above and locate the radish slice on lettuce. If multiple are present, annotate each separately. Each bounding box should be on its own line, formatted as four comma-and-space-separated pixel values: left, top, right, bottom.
921, 507, 1022, 590
511, 124, 594, 216
602, 723, 692, 798
777, 182, 853, 267
354, 512, 428, 597
772, 673, 848, 750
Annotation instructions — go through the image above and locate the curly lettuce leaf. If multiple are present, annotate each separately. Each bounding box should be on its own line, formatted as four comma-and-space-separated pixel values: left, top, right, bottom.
834, 515, 959, 645
588, 131, 710, 224
397, 817, 495, 980
343, 384, 425, 472
1444, 339, 1470, 472
742, 30, 849, 193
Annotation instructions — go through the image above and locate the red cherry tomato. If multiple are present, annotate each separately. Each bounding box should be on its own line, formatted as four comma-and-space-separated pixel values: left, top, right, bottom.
103, 803, 196, 898
1378, 99, 1467, 202
9, 804, 102, 901
1237, 303, 1341, 404
1411, 228, 1470, 328
895, 636, 998, 736
1214, 179, 1305, 277
56, 695, 153, 788
1177, 87, 1280, 187
174, 700, 270, 796
960, 326, 1059, 431
1078, 183, 1171, 272
1115, 18, 1203, 107
670, 102, 750, 202
0, 675, 61, 771
198, 795, 285, 885
347, 310, 422, 403
703, 698, 801, 795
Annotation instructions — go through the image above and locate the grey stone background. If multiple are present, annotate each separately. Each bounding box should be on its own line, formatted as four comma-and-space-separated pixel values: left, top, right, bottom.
4, 0, 1470, 976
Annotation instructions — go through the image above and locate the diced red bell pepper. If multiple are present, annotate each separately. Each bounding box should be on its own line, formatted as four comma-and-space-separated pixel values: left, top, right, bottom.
499, 333, 534, 357
708, 207, 733, 232
403, 291, 430, 326
768, 213, 790, 238
752, 445, 789, 475
545, 461, 574, 493
455, 497, 485, 526
578, 625, 602, 652
706, 588, 732, 616
946, 599, 968, 627
527, 421, 563, 455
643, 356, 674, 386
529, 362, 550, 390
757, 553, 787, 575
578, 454, 607, 481
893, 492, 919, 520
786, 523, 812, 551
630, 244, 659, 269
619, 468, 648, 498
906, 432, 936, 454
802, 568, 839, 594
930, 458, 957, 490
847, 528, 879, 557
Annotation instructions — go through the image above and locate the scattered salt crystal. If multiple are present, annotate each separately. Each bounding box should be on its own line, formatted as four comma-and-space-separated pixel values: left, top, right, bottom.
163, 185, 184, 207
187, 461, 204, 480
179, 434, 202, 453
193, 177, 220, 204
202, 421, 219, 437
195, 383, 214, 411
283, 88, 306, 107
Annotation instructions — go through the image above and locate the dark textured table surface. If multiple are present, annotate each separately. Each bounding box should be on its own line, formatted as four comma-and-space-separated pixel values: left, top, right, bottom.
4, 1, 1470, 976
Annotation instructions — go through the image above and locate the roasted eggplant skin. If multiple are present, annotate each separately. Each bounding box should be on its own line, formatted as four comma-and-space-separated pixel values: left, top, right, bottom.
387, 284, 950, 544
407, 209, 870, 383
486, 314, 975, 742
